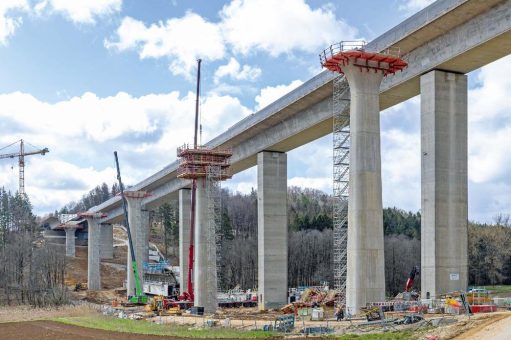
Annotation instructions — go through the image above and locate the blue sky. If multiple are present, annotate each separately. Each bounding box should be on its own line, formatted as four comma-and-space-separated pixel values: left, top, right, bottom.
0, 0, 510, 222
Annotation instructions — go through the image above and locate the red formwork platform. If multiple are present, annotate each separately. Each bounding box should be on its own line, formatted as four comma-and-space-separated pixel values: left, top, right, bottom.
470, 304, 497, 313
177, 145, 232, 180
320, 41, 408, 76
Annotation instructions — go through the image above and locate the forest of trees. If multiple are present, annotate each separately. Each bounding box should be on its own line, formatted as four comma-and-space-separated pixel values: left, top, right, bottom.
61, 183, 511, 296
0, 188, 67, 306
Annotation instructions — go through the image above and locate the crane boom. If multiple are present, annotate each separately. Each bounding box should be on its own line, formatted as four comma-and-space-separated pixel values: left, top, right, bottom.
0, 139, 49, 195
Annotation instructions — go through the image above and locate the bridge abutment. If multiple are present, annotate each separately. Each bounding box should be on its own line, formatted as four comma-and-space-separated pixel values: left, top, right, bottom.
257, 151, 288, 310
420, 70, 468, 299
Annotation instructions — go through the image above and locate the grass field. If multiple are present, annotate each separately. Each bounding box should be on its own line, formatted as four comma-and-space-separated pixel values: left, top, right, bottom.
54, 315, 417, 339
482, 285, 511, 295
55, 315, 277, 338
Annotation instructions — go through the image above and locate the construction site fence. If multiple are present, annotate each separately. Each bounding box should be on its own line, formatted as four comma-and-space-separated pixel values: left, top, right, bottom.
153, 314, 340, 335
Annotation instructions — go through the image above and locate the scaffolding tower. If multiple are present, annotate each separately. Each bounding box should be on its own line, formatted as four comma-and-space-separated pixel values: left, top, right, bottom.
177, 145, 232, 299
332, 75, 350, 307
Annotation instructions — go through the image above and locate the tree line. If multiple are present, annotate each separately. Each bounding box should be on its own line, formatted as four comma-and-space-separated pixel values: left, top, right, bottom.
60, 183, 511, 295
0, 188, 67, 306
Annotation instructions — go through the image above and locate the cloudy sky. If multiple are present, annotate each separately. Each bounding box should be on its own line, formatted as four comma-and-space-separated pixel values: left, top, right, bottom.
0, 0, 509, 222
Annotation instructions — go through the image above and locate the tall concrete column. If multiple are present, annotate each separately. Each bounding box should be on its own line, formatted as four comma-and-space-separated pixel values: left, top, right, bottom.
125, 191, 150, 297
85, 214, 102, 290
64, 227, 77, 257
421, 70, 468, 298
344, 63, 386, 313
100, 223, 114, 259
194, 179, 217, 313
257, 151, 287, 310
179, 188, 191, 293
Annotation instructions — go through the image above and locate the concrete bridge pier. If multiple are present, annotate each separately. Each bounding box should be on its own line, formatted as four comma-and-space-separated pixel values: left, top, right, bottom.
194, 179, 217, 313
125, 191, 150, 297
343, 63, 386, 314
257, 151, 288, 310
64, 227, 77, 257
85, 215, 102, 290
179, 188, 191, 294
421, 70, 468, 298
100, 223, 114, 259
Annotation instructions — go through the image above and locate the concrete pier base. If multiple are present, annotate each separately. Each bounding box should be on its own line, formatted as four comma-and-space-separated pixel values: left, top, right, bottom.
194, 179, 217, 313
179, 189, 191, 293
125, 192, 150, 297
343, 63, 386, 314
421, 70, 468, 298
65, 227, 77, 257
257, 151, 287, 310
100, 224, 114, 259
86, 217, 101, 290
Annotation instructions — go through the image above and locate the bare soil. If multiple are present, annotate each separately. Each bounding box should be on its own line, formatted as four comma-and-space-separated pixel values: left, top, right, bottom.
0, 320, 181, 339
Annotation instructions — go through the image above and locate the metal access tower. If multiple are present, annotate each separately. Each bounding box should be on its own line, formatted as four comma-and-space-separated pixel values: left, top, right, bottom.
332, 75, 350, 306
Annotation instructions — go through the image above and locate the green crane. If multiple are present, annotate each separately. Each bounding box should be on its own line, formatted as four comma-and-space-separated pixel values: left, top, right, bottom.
114, 151, 148, 305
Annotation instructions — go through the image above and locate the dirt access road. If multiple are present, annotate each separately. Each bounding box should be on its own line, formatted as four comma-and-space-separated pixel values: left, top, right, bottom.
0, 320, 194, 340
454, 313, 511, 340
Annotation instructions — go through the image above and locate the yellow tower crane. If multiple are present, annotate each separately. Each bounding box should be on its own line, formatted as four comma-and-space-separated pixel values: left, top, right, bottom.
0, 139, 49, 196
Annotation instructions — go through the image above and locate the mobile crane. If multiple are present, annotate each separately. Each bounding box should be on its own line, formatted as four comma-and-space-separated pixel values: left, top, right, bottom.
114, 151, 148, 305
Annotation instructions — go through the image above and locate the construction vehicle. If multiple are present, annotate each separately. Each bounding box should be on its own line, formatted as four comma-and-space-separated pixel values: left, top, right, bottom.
405, 266, 420, 292
114, 151, 148, 305
0, 139, 49, 195
145, 295, 182, 316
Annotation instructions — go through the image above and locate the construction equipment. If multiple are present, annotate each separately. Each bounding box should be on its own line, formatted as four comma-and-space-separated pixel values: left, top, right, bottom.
145, 295, 182, 315
405, 266, 420, 292
114, 151, 148, 305
0, 139, 49, 195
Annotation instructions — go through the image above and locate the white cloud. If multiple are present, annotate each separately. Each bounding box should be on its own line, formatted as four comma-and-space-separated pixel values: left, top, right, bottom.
0, 90, 250, 214
107, 0, 359, 77
220, 0, 358, 56
105, 14, 225, 77
35, 0, 122, 24
468, 56, 511, 184
289, 177, 331, 193
398, 0, 435, 15
214, 57, 261, 84
254, 80, 303, 110
0, 0, 29, 45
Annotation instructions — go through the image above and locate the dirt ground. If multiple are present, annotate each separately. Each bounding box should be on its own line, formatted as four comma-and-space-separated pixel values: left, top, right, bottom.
64, 245, 127, 289
62, 243, 128, 304
451, 312, 511, 340
0, 320, 189, 340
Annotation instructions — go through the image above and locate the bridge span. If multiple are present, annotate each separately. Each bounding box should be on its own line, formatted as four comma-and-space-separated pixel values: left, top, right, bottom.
80, 0, 511, 313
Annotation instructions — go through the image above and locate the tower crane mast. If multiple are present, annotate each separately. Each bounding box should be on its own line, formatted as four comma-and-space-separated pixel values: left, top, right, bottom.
0, 139, 49, 195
